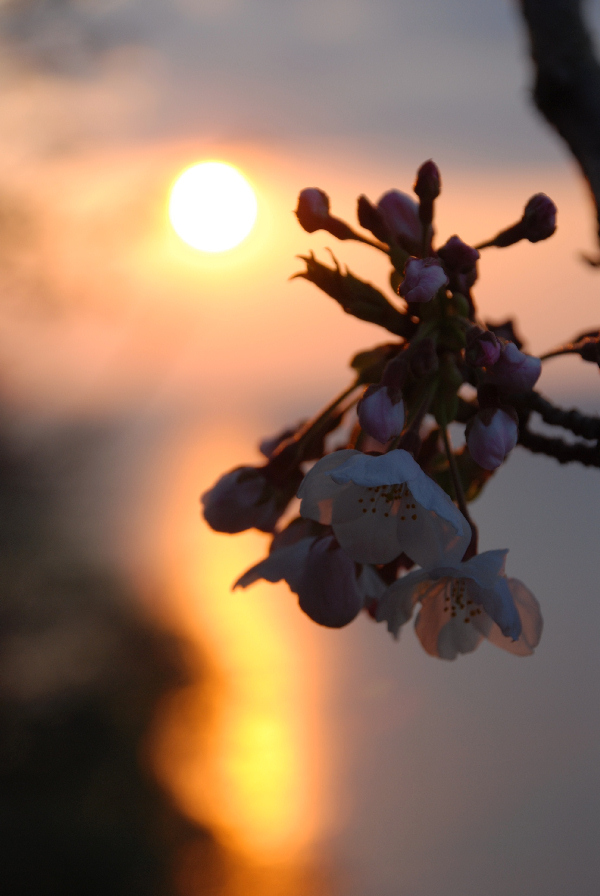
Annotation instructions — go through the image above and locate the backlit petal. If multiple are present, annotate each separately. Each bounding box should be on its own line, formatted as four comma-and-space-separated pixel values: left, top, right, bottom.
297, 450, 358, 524
485, 578, 543, 656
234, 537, 315, 593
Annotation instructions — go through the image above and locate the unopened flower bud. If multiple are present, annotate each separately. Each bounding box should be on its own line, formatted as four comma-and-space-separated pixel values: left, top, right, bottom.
295, 188, 355, 240
380, 352, 409, 394
478, 193, 557, 249
437, 236, 480, 272
521, 193, 557, 242
413, 160, 441, 230
414, 160, 441, 202
357, 384, 405, 444
399, 257, 448, 303
357, 194, 388, 243
295, 188, 330, 232
377, 190, 422, 253
466, 326, 501, 367
297, 535, 364, 627
486, 342, 541, 391
201, 466, 281, 533
466, 407, 518, 470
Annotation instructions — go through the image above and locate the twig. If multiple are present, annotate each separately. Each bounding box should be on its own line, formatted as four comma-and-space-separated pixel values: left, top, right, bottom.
518, 427, 600, 466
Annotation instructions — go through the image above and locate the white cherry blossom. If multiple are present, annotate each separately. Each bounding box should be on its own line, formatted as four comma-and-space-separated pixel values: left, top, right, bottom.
297, 449, 471, 567
376, 549, 543, 660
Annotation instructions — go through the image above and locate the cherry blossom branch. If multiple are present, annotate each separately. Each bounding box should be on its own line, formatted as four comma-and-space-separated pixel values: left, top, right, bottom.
511, 390, 600, 440
441, 426, 478, 557
519, 0, 600, 257
517, 427, 600, 466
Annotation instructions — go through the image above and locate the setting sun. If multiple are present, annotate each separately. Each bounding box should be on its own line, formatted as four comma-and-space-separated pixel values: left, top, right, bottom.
168, 160, 258, 253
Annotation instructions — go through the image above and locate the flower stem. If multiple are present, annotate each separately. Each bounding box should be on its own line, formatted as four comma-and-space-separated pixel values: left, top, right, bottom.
441, 426, 478, 558
353, 233, 391, 254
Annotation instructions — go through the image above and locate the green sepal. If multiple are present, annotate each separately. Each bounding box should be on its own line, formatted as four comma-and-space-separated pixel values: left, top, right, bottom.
350, 343, 401, 384
293, 252, 413, 337
389, 240, 409, 274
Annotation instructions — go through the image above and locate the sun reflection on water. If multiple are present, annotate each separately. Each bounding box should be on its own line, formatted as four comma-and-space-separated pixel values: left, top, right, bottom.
149, 424, 330, 865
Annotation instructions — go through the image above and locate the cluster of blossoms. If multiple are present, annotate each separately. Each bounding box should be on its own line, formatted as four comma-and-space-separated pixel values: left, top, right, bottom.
202, 160, 600, 660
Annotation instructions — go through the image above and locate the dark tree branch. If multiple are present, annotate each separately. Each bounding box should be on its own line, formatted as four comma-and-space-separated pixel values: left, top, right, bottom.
520, 0, 600, 255
511, 389, 600, 439
518, 426, 600, 465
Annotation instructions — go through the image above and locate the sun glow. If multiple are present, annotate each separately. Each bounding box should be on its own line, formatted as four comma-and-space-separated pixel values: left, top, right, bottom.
168, 160, 258, 253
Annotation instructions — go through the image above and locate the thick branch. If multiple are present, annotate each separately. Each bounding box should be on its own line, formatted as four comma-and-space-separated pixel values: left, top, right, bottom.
520, 0, 600, 249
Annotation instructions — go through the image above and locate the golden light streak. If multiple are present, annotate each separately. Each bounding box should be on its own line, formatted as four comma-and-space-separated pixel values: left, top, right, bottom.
148, 424, 330, 863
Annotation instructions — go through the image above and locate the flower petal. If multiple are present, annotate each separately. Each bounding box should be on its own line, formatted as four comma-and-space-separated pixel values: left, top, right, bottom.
330, 448, 418, 488
331, 484, 404, 563
457, 549, 508, 589
485, 578, 543, 656
414, 578, 483, 659
234, 537, 315, 593
356, 564, 387, 604
473, 575, 521, 640
376, 569, 426, 637
297, 449, 359, 524
297, 536, 363, 627
395, 506, 470, 568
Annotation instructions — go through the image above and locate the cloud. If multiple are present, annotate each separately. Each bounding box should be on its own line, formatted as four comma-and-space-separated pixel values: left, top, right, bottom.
0, 0, 563, 165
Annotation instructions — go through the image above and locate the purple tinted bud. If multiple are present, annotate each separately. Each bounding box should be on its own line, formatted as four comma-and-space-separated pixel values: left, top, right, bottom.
357, 384, 405, 444
295, 188, 355, 240
414, 160, 441, 202
466, 326, 501, 367
357, 194, 388, 243
201, 466, 280, 533
466, 408, 518, 470
295, 188, 330, 233
399, 257, 448, 303
486, 342, 542, 391
522, 193, 557, 243
480, 194, 557, 249
297, 535, 363, 627
377, 190, 422, 250
437, 235, 480, 272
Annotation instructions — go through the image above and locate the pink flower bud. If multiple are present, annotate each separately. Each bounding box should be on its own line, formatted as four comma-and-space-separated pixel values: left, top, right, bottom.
414, 160, 441, 202
297, 535, 364, 628
486, 342, 541, 391
466, 326, 501, 367
466, 408, 518, 470
201, 466, 280, 533
399, 257, 448, 303
357, 384, 405, 444
479, 193, 557, 248
522, 193, 557, 243
295, 188, 330, 232
357, 194, 388, 242
437, 236, 480, 272
377, 190, 422, 251
295, 188, 355, 240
